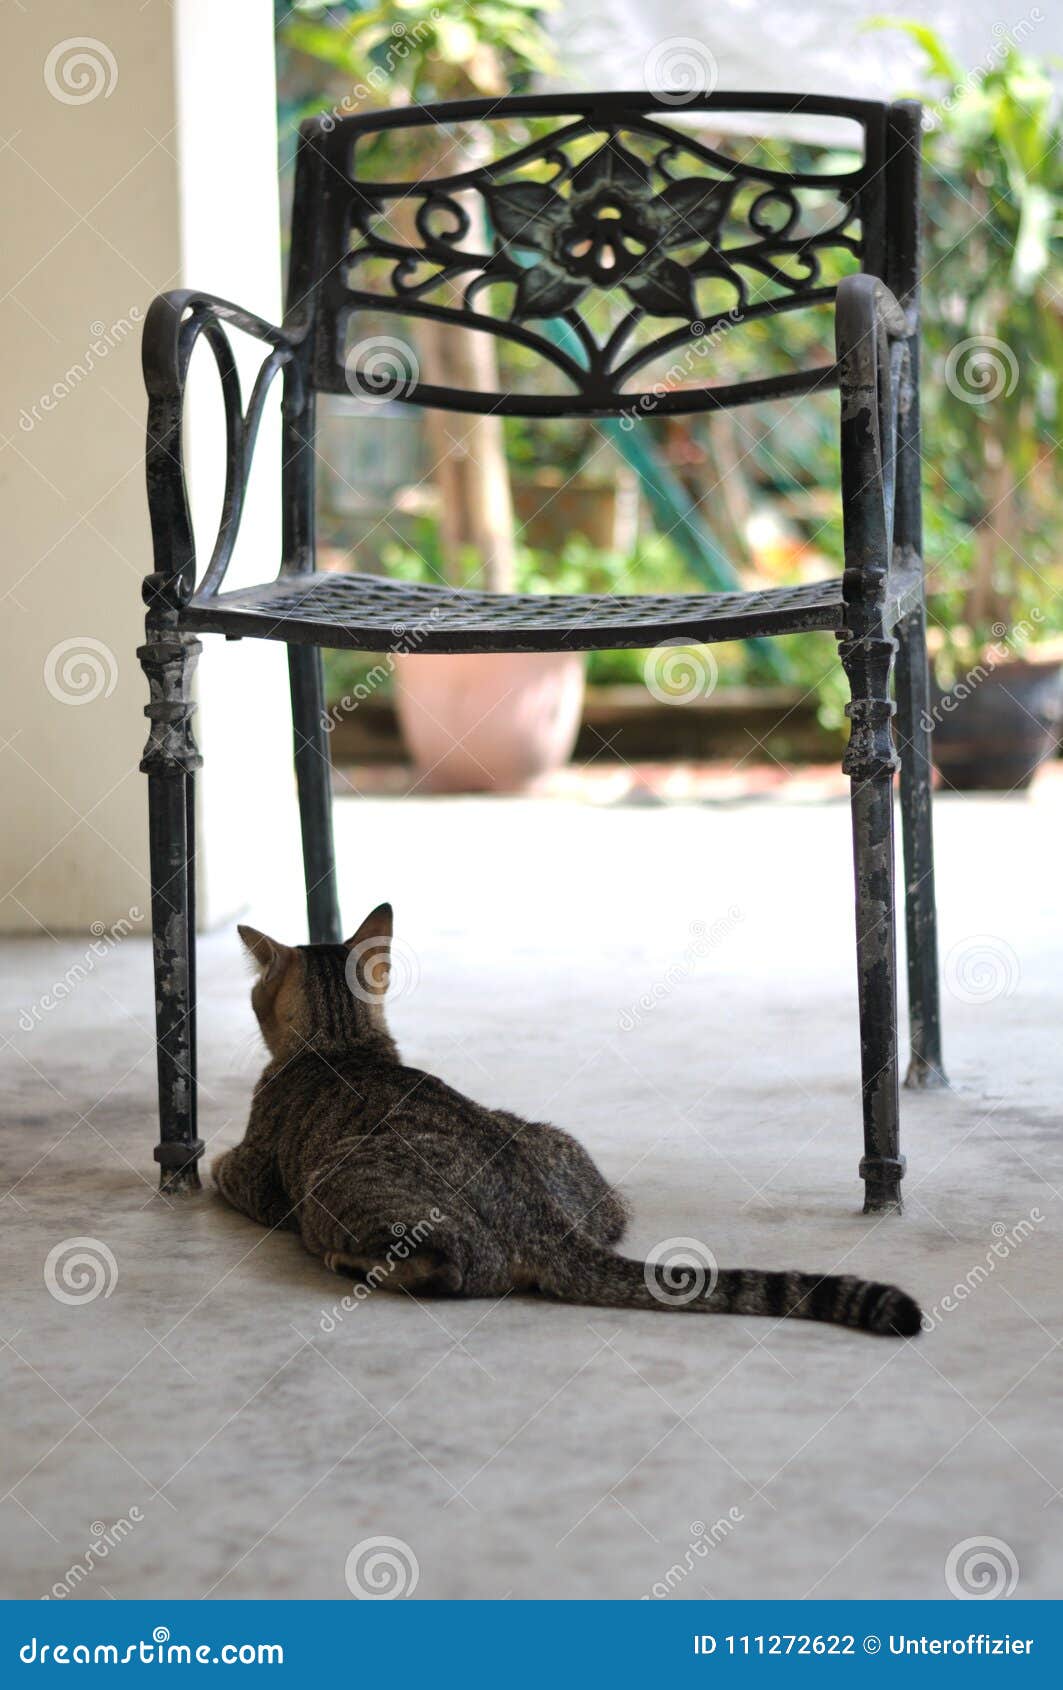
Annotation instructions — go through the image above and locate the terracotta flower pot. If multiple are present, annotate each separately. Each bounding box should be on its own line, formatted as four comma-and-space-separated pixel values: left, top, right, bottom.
512, 475, 620, 551
393, 651, 585, 793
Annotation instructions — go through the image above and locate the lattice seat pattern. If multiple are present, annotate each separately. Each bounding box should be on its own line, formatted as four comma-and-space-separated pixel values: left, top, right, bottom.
182, 572, 847, 654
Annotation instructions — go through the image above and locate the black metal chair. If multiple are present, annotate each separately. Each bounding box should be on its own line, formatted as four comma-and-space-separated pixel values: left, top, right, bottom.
139, 91, 945, 1213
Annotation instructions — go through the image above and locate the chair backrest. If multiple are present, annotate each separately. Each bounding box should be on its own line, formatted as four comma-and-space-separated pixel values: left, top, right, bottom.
287, 91, 920, 420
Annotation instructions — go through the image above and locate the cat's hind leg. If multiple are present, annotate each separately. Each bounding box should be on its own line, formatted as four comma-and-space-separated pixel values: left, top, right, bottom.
500, 1115, 629, 1248
578, 1187, 629, 1249
298, 1136, 509, 1296
323, 1246, 462, 1295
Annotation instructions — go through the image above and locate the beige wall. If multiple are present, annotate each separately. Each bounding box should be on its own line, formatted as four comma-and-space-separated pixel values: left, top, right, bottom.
0, 0, 297, 935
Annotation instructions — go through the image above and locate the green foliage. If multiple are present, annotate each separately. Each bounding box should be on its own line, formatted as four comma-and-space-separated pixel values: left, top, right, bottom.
876, 18, 1063, 649
282, 0, 557, 104
503, 414, 592, 478
382, 521, 699, 600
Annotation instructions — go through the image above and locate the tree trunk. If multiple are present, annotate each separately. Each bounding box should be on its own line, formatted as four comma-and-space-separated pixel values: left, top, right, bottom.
412, 133, 516, 592
417, 316, 517, 591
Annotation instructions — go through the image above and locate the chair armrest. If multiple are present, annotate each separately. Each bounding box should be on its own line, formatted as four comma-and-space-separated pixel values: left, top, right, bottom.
834, 274, 915, 618
142, 290, 307, 613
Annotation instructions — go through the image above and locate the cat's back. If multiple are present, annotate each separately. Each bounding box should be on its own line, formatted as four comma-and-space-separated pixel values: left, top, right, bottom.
262, 1049, 492, 1163
365, 1061, 529, 1171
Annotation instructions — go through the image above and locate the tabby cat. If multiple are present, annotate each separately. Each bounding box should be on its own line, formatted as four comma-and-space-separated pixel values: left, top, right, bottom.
213, 905, 921, 1337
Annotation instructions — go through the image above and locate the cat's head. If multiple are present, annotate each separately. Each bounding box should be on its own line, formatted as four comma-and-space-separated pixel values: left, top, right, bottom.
238, 903, 396, 1062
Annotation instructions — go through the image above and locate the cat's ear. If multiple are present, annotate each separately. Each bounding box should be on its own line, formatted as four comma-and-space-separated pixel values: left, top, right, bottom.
344, 903, 392, 999
345, 903, 393, 948
238, 924, 293, 981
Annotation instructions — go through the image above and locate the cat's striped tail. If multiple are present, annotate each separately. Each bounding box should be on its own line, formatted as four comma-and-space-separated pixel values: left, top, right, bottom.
539, 1244, 921, 1337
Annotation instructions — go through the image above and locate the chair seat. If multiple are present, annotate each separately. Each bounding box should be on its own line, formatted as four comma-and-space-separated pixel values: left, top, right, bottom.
181, 570, 849, 654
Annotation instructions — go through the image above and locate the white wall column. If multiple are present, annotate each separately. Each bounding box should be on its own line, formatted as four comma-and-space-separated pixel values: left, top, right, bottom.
0, 0, 297, 936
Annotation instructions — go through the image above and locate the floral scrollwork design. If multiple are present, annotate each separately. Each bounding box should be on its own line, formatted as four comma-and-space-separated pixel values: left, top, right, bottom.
485, 138, 734, 321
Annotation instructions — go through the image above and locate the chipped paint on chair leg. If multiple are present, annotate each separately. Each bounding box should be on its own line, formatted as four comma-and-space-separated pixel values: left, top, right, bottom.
895, 605, 947, 1090
139, 629, 204, 1193
840, 632, 905, 1214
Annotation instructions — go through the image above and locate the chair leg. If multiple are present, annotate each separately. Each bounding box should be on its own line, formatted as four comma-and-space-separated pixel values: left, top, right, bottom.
139, 630, 204, 1193
288, 644, 341, 944
840, 633, 904, 1215
894, 604, 947, 1089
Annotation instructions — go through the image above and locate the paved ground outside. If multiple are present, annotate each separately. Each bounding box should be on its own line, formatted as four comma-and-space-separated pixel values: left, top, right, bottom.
3, 779, 1060, 1599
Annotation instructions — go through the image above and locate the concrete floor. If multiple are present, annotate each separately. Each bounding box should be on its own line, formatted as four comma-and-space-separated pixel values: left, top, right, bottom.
2, 784, 1061, 1601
